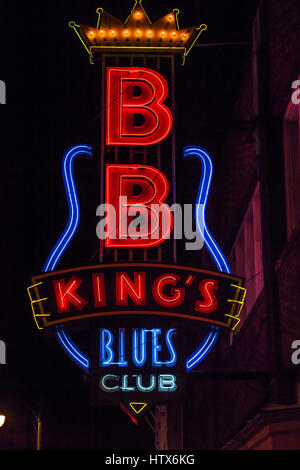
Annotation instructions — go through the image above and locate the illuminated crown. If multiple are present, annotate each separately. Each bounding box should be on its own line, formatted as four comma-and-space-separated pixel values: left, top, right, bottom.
69, 0, 207, 65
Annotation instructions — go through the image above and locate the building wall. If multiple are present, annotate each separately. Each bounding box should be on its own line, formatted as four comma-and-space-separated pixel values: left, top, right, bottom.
276, 224, 300, 369
212, 59, 257, 256
222, 406, 300, 450
187, 0, 300, 449
268, 0, 300, 117
266, 0, 300, 373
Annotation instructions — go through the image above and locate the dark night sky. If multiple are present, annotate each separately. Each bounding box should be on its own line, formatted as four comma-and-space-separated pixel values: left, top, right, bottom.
0, 0, 259, 450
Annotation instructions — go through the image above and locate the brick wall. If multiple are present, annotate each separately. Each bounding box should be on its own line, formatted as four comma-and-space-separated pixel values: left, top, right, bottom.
276, 222, 300, 369
189, 0, 300, 449
268, 0, 300, 116
213, 59, 257, 256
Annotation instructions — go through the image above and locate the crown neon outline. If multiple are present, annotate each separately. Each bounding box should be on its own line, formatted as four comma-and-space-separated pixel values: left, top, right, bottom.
69, 0, 207, 65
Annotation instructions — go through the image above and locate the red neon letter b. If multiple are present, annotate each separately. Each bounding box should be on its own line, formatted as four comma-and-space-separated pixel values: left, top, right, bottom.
105, 164, 173, 248
106, 67, 173, 146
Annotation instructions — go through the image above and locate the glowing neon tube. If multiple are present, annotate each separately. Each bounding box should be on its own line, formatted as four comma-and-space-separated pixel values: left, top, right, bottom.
43, 144, 92, 371
183, 146, 231, 371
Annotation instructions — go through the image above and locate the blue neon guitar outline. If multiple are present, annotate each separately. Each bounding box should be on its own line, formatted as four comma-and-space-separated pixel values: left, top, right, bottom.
183, 146, 231, 370
43, 144, 231, 372
43, 144, 92, 370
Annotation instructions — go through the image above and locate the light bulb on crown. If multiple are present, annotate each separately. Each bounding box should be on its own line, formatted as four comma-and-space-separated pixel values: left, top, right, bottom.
72, 1, 208, 65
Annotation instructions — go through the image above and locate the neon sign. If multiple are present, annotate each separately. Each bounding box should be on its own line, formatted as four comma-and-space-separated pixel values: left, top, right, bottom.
100, 328, 177, 367
105, 164, 173, 247
29, 264, 244, 331
99, 327, 178, 395
100, 374, 177, 393
28, 2, 247, 415
106, 68, 173, 146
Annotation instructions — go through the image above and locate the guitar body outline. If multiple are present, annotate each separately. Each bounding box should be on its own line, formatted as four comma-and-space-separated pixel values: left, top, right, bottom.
43, 144, 231, 372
